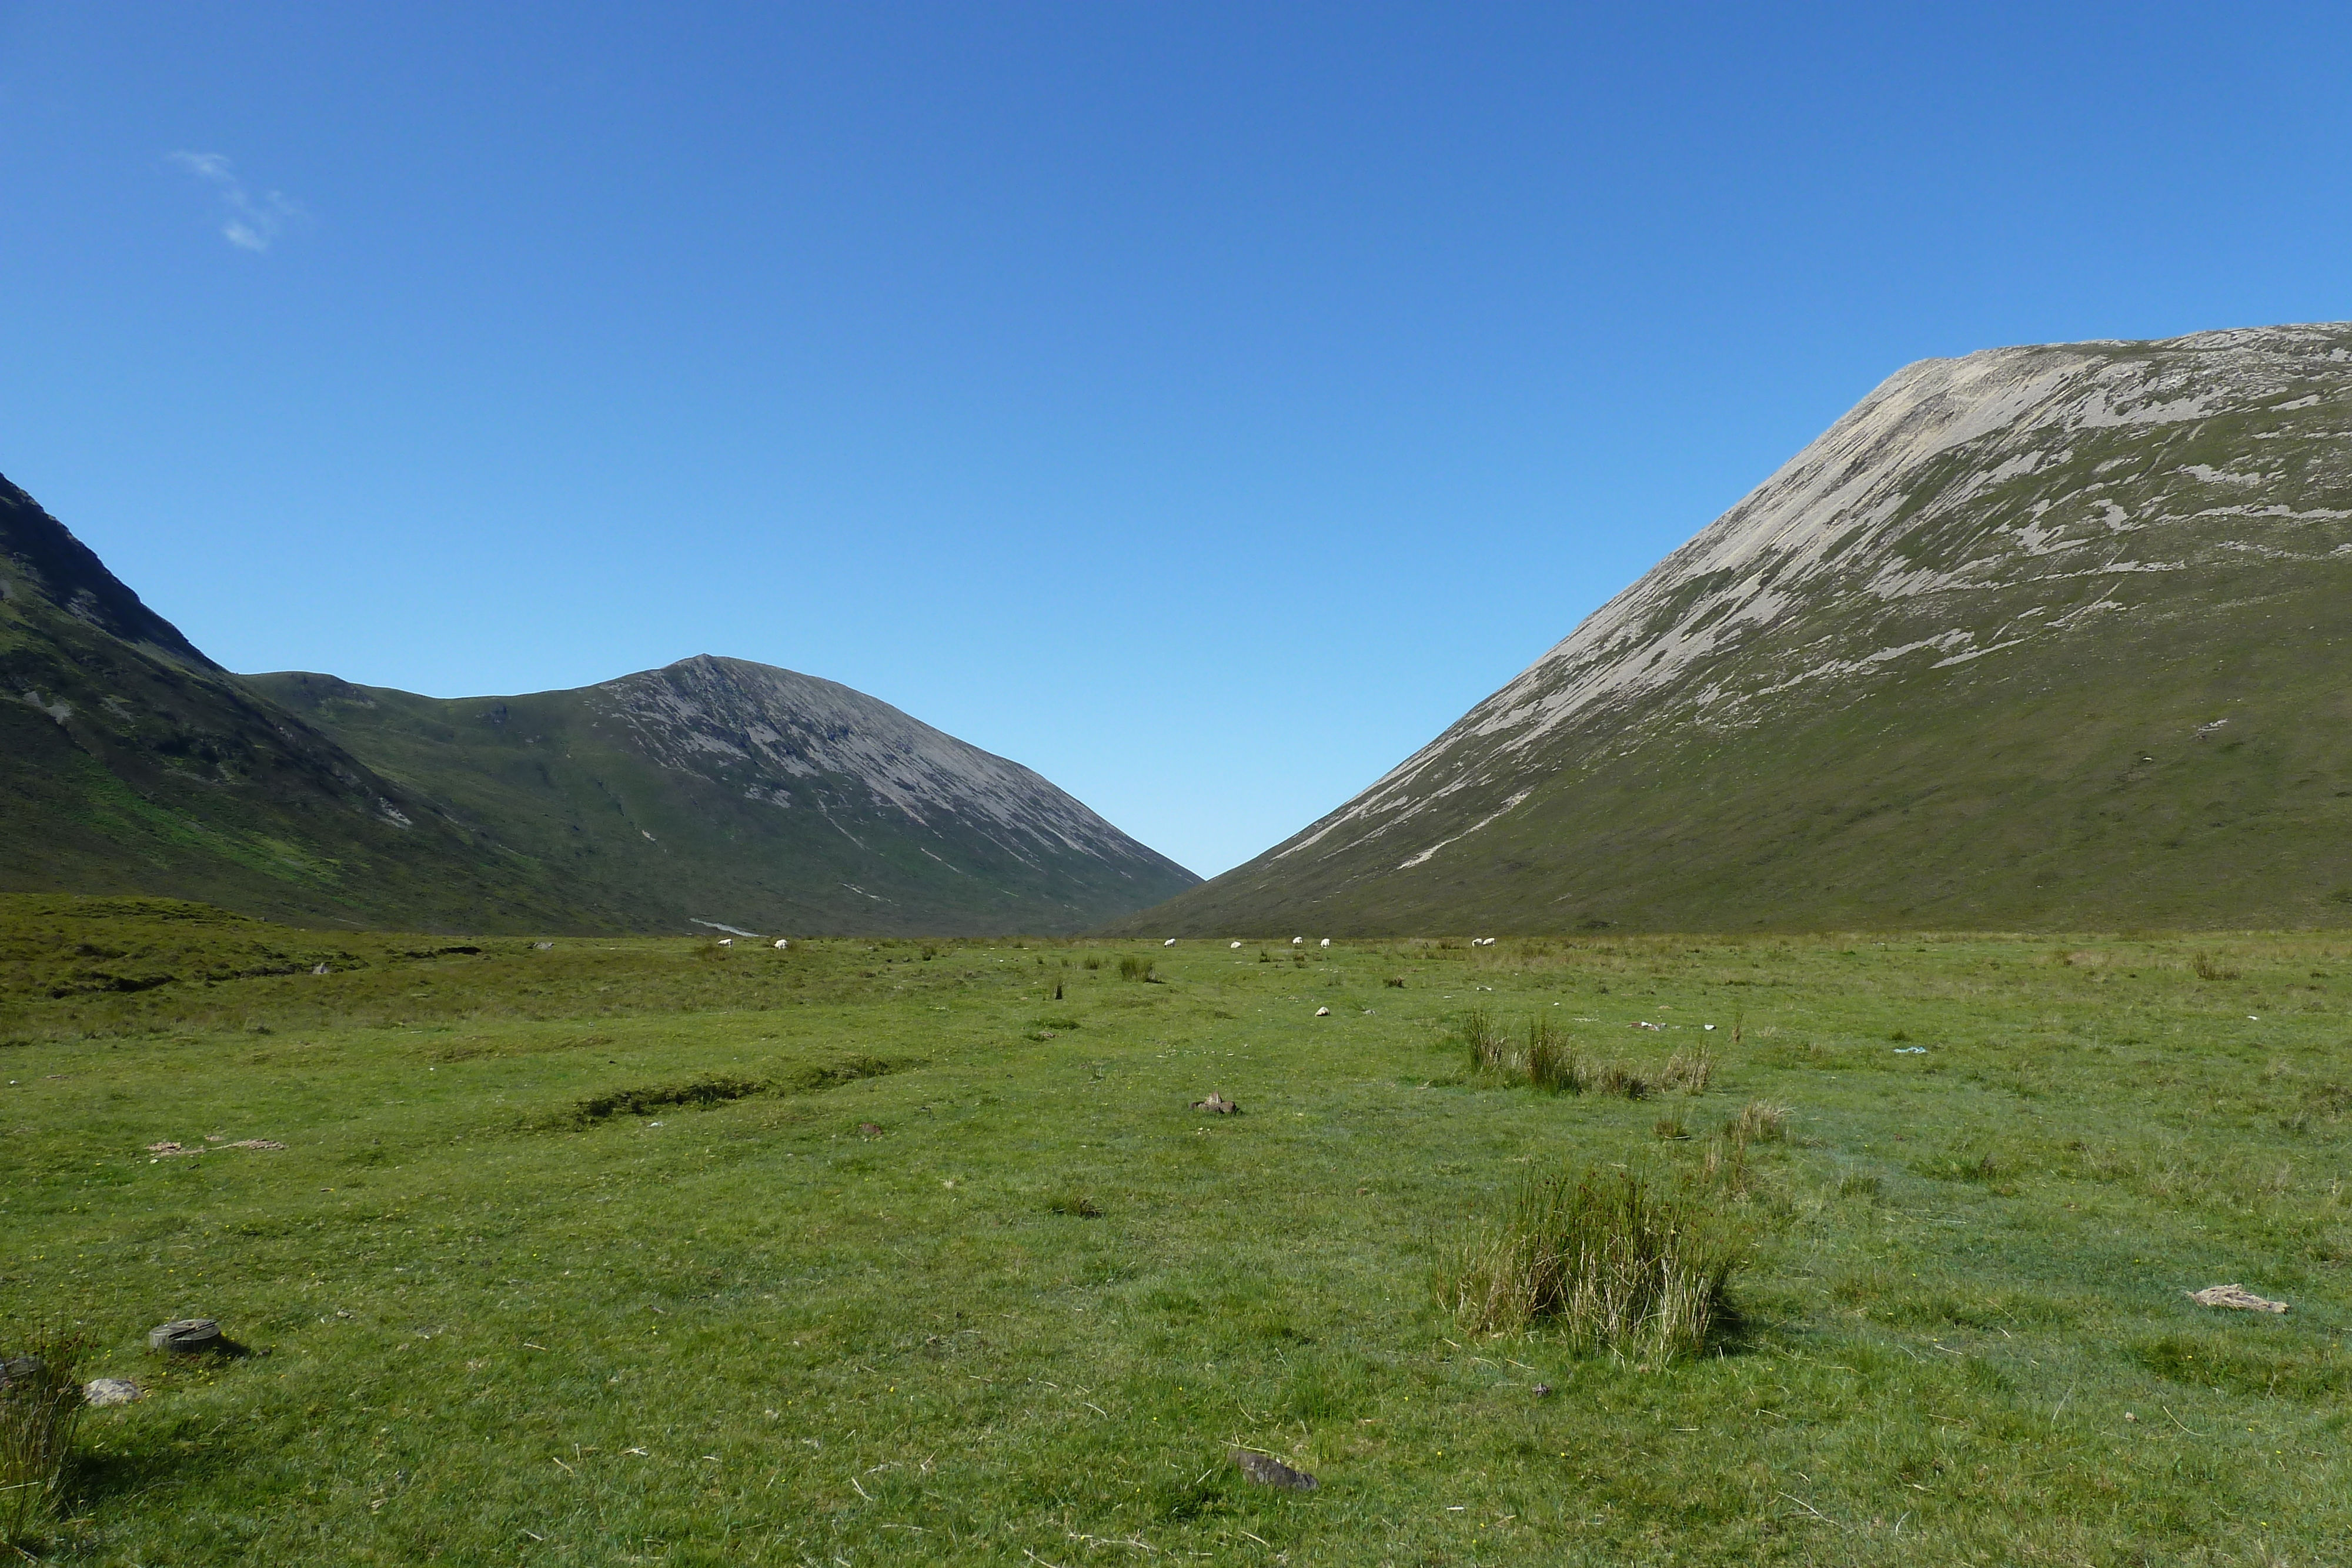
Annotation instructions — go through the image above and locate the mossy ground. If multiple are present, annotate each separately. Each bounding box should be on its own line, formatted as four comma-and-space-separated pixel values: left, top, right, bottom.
4, 894, 2350, 1563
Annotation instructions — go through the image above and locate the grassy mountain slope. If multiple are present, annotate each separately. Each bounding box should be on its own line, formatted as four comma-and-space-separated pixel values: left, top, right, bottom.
0, 476, 609, 931
1117, 323, 2352, 935
246, 657, 1198, 937
2, 474, 1194, 935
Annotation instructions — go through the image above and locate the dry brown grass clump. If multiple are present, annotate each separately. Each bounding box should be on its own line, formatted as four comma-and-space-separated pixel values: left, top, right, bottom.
1727, 1100, 1789, 1145
1659, 1048, 1714, 1094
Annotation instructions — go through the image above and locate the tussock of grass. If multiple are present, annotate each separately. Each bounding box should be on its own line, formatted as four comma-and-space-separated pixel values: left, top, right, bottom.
1461, 1007, 1511, 1074
1659, 1048, 1713, 1093
1726, 1100, 1788, 1145
1525, 1018, 1580, 1092
1117, 956, 1156, 982
0, 1326, 86, 1545
1436, 1166, 1746, 1360
1461, 1011, 1709, 1100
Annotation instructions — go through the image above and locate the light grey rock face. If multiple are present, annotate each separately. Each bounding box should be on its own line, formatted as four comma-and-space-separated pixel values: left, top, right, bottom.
84, 1378, 142, 1406
597, 655, 1148, 867
1279, 323, 2352, 873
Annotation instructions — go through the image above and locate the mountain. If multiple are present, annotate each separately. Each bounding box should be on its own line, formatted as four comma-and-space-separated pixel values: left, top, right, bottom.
248, 657, 1198, 935
1, 474, 1194, 933
0, 474, 594, 931
1118, 322, 2352, 935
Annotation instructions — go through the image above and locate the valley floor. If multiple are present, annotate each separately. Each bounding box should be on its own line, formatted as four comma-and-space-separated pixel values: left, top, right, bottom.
2, 897, 2348, 1564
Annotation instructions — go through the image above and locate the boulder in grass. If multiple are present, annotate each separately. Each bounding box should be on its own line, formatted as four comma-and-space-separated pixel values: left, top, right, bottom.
84, 1378, 141, 1406
148, 1318, 223, 1353
1232, 1449, 1317, 1490
1190, 1092, 1241, 1115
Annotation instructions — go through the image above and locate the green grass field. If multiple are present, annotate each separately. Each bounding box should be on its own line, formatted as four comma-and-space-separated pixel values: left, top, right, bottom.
4, 894, 2350, 1564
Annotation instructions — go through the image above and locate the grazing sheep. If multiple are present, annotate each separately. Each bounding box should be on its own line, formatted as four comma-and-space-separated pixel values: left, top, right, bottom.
1292, 937, 1304, 945
718, 938, 733, 948
1230, 941, 1242, 949
774, 939, 789, 950
1319, 938, 1331, 948
1164, 938, 1177, 947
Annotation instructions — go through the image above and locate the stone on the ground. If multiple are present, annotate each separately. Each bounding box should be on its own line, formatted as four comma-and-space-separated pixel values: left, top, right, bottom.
1232, 1449, 1317, 1490
84, 1378, 141, 1406
148, 1318, 223, 1353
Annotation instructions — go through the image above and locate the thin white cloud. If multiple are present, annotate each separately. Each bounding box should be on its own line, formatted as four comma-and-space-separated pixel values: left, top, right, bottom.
168, 151, 303, 253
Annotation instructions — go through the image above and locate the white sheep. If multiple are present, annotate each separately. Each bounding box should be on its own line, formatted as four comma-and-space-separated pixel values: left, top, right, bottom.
718, 938, 733, 947
1230, 941, 1242, 949
1319, 938, 1331, 948
1163, 938, 1177, 947
774, 938, 789, 950
1292, 937, 1304, 945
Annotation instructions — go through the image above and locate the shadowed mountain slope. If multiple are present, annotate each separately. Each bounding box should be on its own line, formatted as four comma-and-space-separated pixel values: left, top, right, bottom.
2, 474, 1194, 934
1114, 323, 2352, 935
250, 657, 1197, 936
0, 476, 597, 930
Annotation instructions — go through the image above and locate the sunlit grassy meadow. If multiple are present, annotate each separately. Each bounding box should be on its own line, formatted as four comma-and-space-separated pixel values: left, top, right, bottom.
4, 894, 2350, 1564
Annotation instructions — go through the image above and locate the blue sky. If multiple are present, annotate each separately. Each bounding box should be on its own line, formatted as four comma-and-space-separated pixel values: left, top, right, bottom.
4, 3, 2350, 877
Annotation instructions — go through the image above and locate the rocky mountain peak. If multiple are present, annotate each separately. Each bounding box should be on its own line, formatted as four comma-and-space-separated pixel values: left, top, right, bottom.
0, 474, 219, 671
594, 654, 1150, 865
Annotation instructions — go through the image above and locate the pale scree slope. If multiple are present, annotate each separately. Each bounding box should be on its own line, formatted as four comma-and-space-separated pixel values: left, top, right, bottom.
1121, 323, 2352, 933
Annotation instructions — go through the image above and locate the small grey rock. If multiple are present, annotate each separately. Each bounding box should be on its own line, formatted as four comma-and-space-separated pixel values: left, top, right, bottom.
0, 1355, 46, 1388
1532, 1383, 1553, 1398
148, 1318, 222, 1353
1232, 1449, 1318, 1490
84, 1378, 141, 1406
